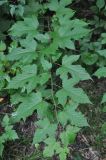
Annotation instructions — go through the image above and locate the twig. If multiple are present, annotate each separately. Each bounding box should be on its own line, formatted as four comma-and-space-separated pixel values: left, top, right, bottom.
50, 73, 58, 122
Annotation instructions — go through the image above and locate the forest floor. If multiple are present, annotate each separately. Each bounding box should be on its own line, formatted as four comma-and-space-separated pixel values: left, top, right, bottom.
1, 78, 106, 160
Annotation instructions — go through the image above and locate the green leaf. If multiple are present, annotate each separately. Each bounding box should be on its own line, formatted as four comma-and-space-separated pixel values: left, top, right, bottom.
63, 79, 91, 104
81, 53, 98, 65
102, 93, 106, 103
0, 142, 4, 157
58, 103, 89, 127
68, 65, 91, 80
11, 93, 49, 119
0, 115, 18, 157
68, 28, 90, 40
10, 16, 39, 37
67, 87, 91, 104
20, 37, 37, 50
58, 111, 68, 125
58, 147, 69, 160
4, 126, 18, 140
57, 20, 89, 48
101, 33, 106, 44
33, 118, 57, 144
43, 138, 61, 157
103, 106, 106, 112
24, 1, 42, 15
11, 92, 42, 122
36, 101, 49, 118
48, 0, 73, 12
7, 65, 38, 93
101, 122, 106, 135
48, 0, 59, 11
66, 104, 89, 127
10, 4, 24, 17
58, 11, 74, 25
0, 41, 6, 52
59, 37, 75, 50
96, 0, 105, 9
60, 0, 73, 6
56, 89, 67, 106
11, 93, 25, 105
57, 55, 91, 81
2, 115, 10, 127
39, 73, 50, 85
8, 46, 37, 63
97, 50, 106, 58
62, 55, 80, 65
56, 78, 91, 106
44, 137, 69, 160
94, 67, 106, 78
36, 33, 50, 43
59, 148, 68, 160
0, 0, 7, 6
60, 125, 80, 146
41, 57, 52, 71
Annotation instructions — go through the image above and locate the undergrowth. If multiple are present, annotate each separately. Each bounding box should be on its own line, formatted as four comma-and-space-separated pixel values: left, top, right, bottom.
0, 0, 106, 159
